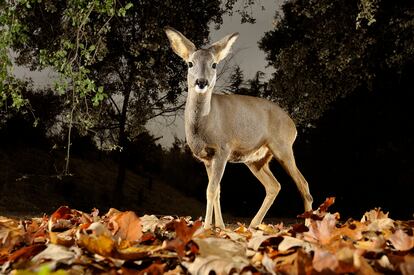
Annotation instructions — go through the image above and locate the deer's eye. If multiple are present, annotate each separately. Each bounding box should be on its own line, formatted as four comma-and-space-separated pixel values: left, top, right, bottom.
188, 62, 193, 68
212, 63, 217, 69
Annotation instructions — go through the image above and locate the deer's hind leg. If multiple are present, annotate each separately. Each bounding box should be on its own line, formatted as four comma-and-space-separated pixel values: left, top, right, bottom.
247, 154, 281, 228
268, 142, 313, 212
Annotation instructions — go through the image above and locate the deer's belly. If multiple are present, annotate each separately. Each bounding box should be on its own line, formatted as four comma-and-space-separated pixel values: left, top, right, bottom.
228, 146, 270, 163
187, 136, 270, 164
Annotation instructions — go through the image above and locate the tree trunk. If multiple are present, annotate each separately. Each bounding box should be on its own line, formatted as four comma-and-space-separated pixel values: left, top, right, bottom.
114, 89, 131, 205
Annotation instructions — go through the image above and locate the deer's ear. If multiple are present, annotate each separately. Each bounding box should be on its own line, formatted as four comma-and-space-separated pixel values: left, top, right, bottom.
209, 32, 239, 62
164, 27, 196, 61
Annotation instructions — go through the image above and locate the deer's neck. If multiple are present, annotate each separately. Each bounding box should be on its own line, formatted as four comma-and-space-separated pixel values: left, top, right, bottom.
185, 88, 213, 134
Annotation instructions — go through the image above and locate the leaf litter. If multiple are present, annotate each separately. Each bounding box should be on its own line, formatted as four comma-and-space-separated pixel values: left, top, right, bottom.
0, 197, 413, 274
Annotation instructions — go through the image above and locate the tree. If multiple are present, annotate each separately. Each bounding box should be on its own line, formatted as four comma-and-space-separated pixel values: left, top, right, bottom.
226, 65, 245, 93
259, 0, 414, 126
3, 0, 263, 202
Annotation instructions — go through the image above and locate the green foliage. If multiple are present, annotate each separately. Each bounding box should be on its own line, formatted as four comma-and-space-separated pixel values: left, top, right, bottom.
259, 0, 414, 126
0, 0, 30, 110
15, 265, 67, 275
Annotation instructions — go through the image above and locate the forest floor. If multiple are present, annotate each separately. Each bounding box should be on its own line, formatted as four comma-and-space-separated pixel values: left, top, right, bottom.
1, 198, 413, 274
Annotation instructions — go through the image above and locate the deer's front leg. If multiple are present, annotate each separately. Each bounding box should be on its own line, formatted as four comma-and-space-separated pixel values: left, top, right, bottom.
204, 157, 227, 229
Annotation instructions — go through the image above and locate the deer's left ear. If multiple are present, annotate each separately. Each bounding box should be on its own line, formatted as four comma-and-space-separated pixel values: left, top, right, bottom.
209, 32, 239, 62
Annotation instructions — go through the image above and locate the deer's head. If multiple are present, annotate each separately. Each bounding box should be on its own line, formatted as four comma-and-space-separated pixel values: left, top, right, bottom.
165, 27, 239, 94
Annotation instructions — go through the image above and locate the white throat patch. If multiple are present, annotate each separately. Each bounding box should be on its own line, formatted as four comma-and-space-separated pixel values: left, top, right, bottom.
195, 86, 208, 94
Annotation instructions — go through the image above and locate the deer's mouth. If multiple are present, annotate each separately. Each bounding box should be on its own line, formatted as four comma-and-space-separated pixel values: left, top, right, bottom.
195, 85, 208, 94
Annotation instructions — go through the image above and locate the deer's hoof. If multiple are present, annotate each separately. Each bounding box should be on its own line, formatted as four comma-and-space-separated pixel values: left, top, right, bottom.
215, 222, 225, 230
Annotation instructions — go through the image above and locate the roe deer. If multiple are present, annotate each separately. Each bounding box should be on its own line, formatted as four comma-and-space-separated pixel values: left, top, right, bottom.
164, 27, 313, 229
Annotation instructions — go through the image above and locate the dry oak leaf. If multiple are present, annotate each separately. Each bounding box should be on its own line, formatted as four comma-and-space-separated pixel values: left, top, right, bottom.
0, 217, 25, 250
134, 262, 165, 275
388, 229, 414, 251
165, 219, 202, 257
312, 246, 361, 274
184, 237, 250, 275
140, 215, 160, 232
275, 248, 313, 275
109, 211, 142, 242
116, 244, 163, 260
312, 247, 339, 272
303, 213, 338, 245
361, 208, 395, 232
278, 236, 312, 252
355, 236, 386, 252
6, 244, 46, 264
48, 206, 91, 232
31, 243, 76, 266
49, 228, 76, 247
247, 231, 282, 251
399, 255, 414, 275
298, 197, 336, 220
77, 233, 115, 257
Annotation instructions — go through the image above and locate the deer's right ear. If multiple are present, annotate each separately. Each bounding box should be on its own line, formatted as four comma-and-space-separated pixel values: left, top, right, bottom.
164, 27, 196, 61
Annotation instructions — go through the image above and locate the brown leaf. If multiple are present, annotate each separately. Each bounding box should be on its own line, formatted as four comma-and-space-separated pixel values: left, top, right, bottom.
48, 206, 89, 232
276, 249, 313, 275
49, 228, 76, 247
388, 229, 414, 251
78, 233, 115, 257
304, 213, 338, 245
319, 197, 336, 213
278, 236, 312, 252
298, 197, 336, 220
355, 254, 381, 275
0, 217, 25, 258
31, 243, 76, 264
116, 244, 162, 260
361, 208, 390, 222
24, 217, 48, 244
312, 247, 339, 272
7, 243, 46, 263
137, 263, 165, 275
110, 211, 142, 242
165, 219, 202, 257
399, 255, 414, 275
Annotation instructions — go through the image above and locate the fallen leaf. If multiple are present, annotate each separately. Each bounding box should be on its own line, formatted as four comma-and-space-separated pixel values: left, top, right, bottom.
319, 197, 336, 213
247, 231, 282, 251
184, 254, 249, 275
110, 211, 142, 242
137, 263, 165, 275
312, 247, 339, 272
165, 219, 202, 257
49, 228, 76, 247
77, 233, 115, 257
195, 237, 246, 258
184, 237, 250, 275
278, 236, 312, 252
261, 253, 276, 275
140, 215, 160, 232
361, 208, 395, 232
31, 243, 75, 265
298, 197, 337, 220
399, 255, 414, 275
355, 254, 381, 275
388, 229, 414, 251
0, 217, 25, 252
7, 244, 46, 263
116, 244, 162, 260
304, 213, 338, 245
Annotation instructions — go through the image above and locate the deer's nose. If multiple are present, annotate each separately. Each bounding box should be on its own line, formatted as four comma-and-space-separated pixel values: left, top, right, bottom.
195, 79, 209, 89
